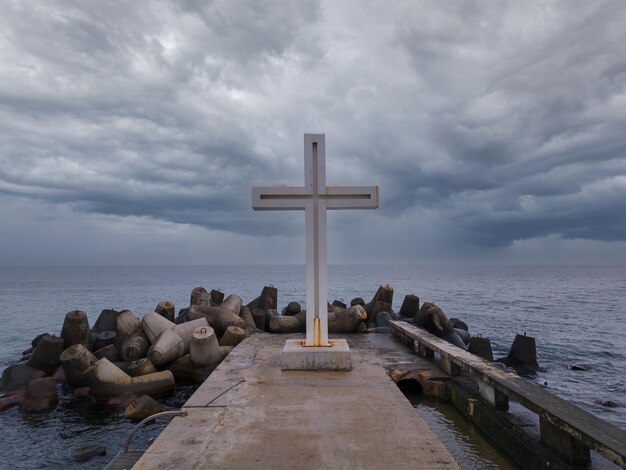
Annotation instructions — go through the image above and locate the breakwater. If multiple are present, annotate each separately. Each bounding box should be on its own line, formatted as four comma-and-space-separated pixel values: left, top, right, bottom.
0, 264, 624, 468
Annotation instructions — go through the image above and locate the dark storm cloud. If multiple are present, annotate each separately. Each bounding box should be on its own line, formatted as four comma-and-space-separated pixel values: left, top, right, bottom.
1, 0, 625, 260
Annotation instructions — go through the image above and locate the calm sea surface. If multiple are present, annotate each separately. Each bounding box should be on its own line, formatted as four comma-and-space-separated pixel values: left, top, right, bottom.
0, 265, 625, 468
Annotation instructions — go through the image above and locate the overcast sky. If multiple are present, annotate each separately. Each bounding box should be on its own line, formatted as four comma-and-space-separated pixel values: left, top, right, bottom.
1, 0, 625, 265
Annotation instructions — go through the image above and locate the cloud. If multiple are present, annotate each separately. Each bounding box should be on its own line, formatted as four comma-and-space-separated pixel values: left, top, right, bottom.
0, 0, 625, 263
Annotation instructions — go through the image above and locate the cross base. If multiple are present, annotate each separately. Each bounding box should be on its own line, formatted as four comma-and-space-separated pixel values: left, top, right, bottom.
281, 338, 352, 371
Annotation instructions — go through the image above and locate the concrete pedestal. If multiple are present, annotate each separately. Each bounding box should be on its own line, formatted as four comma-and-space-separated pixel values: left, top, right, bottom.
281, 338, 351, 371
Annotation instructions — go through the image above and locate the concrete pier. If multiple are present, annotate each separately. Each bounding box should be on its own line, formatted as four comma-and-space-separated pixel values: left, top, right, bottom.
134, 333, 458, 469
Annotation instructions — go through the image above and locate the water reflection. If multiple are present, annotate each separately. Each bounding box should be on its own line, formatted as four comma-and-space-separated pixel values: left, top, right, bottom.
405, 394, 520, 469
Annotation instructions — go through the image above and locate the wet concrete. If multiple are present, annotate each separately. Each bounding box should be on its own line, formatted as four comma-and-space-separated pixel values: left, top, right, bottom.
134, 333, 459, 469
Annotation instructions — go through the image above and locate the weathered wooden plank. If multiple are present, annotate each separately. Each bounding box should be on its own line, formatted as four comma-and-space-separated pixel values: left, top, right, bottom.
390, 320, 626, 468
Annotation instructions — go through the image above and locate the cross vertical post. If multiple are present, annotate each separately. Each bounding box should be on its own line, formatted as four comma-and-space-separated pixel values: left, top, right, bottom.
252, 134, 379, 347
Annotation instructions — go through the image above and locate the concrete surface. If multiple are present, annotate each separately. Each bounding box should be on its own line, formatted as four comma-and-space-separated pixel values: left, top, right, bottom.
281, 338, 351, 370
133, 333, 459, 469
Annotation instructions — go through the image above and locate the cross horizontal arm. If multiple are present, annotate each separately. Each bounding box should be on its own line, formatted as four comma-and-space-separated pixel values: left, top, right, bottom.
252, 186, 310, 210
326, 186, 379, 209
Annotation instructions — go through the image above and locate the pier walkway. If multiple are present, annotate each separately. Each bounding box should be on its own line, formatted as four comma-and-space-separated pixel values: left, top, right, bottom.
133, 333, 458, 469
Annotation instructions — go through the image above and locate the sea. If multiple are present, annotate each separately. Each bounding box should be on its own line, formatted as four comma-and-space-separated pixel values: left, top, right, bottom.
0, 264, 625, 469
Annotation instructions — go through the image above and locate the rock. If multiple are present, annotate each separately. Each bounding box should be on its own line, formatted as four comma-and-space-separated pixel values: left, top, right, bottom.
569, 364, 587, 371
219, 325, 246, 347
155, 301, 175, 322
127, 358, 158, 377
92, 309, 119, 334
332, 299, 347, 309
414, 302, 452, 337
60, 310, 91, 349
72, 445, 106, 462
27, 334, 64, 373
1, 364, 37, 391
20, 377, 58, 412
124, 395, 166, 421
60, 344, 98, 388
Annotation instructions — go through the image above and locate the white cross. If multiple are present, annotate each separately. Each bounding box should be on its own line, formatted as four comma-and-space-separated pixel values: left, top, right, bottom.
252, 134, 379, 346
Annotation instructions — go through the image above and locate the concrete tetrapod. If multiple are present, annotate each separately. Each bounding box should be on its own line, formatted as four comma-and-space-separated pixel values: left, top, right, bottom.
142, 311, 175, 344
116, 310, 141, 348
247, 285, 278, 311
328, 305, 368, 333
20, 377, 58, 412
27, 334, 64, 373
155, 301, 175, 322
189, 327, 221, 367
92, 309, 119, 334
60, 310, 91, 349
190, 287, 211, 307
94, 344, 120, 362
127, 358, 157, 377
148, 318, 209, 366
210, 289, 224, 305
399, 294, 420, 318
219, 325, 246, 347
239, 306, 259, 331
124, 395, 167, 421
281, 301, 301, 316
269, 311, 306, 333
120, 333, 149, 362
60, 344, 98, 388
85, 358, 175, 399
1, 364, 40, 392
365, 284, 394, 321
94, 331, 117, 350
187, 294, 244, 337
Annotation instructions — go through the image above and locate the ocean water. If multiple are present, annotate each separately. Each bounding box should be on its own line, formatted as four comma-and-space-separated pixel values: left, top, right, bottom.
0, 264, 625, 468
